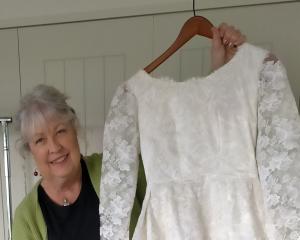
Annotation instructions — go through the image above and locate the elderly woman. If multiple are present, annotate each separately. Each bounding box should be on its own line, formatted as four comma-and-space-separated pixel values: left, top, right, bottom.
12, 84, 146, 240
12, 23, 245, 240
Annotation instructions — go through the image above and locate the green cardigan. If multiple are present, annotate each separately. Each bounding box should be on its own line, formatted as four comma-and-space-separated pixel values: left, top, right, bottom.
12, 153, 146, 240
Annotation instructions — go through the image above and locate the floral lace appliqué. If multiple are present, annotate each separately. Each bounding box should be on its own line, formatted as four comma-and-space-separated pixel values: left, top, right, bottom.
100, 84, 140, 240
257, 60, 300, 240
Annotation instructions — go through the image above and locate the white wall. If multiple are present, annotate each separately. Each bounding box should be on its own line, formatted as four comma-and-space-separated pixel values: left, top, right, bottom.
0, 29, 20, 240
0, 0, 295, 28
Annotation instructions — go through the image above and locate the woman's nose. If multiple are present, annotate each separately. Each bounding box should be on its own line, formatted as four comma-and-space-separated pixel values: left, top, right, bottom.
48, 138, 62, 153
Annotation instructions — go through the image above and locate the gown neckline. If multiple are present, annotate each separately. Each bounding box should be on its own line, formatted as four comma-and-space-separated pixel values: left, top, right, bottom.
138, 42, 247, 85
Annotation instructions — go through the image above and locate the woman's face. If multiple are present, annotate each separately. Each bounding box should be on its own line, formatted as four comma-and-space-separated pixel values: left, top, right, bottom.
28, 116, 81, 181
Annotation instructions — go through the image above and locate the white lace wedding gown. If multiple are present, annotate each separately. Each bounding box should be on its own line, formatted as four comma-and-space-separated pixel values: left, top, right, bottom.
100, 43, 300, 240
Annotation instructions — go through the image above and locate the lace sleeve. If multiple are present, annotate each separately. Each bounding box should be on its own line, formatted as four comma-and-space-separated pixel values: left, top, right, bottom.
100, 83, 140, 240
256, 59, 300, 240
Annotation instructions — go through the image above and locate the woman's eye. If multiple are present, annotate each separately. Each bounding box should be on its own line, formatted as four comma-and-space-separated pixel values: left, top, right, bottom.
57, 128, 66, 134
35, 138, 44, 145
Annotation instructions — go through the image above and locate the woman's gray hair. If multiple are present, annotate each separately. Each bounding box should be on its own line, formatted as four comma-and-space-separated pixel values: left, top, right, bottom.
15, 84, 80, 158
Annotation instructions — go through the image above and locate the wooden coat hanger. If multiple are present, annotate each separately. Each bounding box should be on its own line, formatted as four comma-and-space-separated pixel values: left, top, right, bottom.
144, 15, 214, 74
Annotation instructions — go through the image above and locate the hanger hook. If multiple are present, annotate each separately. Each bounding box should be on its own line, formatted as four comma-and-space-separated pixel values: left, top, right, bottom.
193, 0, 196, 16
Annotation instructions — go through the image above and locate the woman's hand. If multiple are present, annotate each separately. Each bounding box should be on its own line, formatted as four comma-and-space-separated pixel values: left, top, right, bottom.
211, 23, 246, 71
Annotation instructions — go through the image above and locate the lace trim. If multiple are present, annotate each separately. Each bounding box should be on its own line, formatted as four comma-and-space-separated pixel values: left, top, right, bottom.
100, 84, 140, 240
257, 60, 300, 240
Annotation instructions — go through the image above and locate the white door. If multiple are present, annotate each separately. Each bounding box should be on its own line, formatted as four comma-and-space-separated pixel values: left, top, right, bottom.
18, 16, 153, 202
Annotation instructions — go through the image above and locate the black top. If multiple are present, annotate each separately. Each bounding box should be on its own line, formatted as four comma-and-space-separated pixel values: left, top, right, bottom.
38, 159, 100, 240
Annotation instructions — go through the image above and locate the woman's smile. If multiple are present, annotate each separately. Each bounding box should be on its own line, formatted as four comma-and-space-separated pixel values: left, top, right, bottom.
49, 153, 69, 165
